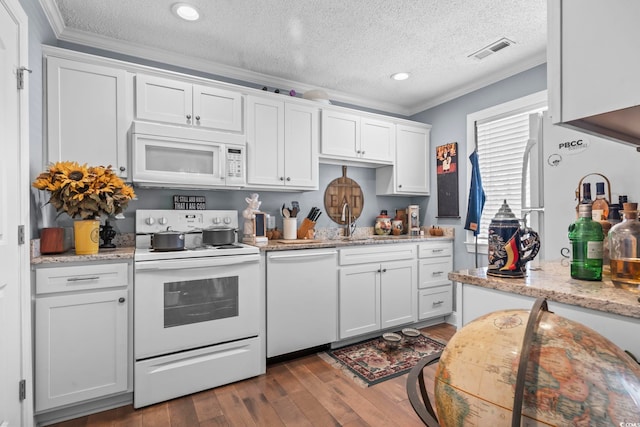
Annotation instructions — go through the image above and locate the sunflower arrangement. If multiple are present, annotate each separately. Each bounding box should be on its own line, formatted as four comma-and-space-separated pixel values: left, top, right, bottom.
32, 161, 136, 219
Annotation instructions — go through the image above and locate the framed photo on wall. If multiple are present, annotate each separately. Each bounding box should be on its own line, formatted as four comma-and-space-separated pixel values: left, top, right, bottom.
436, 142, 460, 218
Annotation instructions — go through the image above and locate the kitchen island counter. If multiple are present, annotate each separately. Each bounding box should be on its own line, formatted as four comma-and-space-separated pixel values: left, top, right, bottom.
449, 261, 640, 320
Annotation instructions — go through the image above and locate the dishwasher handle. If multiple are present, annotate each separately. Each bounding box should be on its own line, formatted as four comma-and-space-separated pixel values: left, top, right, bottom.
268, 251, 337, 261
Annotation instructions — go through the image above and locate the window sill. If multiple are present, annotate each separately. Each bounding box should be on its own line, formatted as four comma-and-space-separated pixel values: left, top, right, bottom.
464, 240, 488, 254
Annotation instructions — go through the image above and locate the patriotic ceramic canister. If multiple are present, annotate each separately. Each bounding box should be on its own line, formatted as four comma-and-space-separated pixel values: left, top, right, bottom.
487, 200, 540, 278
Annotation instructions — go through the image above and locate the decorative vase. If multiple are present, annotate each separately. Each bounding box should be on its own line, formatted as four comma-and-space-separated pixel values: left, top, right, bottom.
74, 219, 100, 255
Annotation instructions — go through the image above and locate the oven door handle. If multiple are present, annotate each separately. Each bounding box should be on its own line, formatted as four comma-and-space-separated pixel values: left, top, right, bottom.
135, 254, 260, 271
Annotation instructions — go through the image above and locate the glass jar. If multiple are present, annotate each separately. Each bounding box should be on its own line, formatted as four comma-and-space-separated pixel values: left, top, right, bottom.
375, 210, 392, 235
608, 202, 640, 291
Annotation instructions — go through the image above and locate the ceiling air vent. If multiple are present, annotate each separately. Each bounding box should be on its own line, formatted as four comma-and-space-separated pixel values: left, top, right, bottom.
468, 37, 515, 60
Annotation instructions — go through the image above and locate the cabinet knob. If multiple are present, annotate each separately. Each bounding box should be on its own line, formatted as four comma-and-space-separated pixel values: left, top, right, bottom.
356, 150, 361, 154
118, 297, 126, 303
186, 114, 192, 120
398, 184, 403, 188
195, 115, 200, 121
279, 176, 284, 181
377, 269, 381, 273
119, 166, 126, 172
286, 177, 291, 181
382, 268, 387, 273
361, 151, 365, 155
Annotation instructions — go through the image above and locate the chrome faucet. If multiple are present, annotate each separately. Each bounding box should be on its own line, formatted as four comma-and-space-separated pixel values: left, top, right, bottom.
341, 202, 354, 237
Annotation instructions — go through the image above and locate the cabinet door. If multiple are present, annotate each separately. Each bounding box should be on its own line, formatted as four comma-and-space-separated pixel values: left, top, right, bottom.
246, 96, 285, 187
395, 124, 430, 194
321, 110, 360, 158
560, 0, 640, 122
35, 289, 128, 411
380, 259, 417, 329
360, 117, 395, 162
46, 57, 128, 178
284, 103, 319, 189
339, 264, 380, 339
193, 84, 243, 132
135, 74, 192, 126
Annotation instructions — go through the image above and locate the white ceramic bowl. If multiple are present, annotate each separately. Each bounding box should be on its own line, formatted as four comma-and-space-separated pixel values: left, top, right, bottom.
382, 332, 402, 349
401, 327, 421, 339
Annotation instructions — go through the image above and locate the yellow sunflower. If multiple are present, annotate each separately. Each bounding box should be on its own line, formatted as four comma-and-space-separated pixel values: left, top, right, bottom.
33, 161, 136, 219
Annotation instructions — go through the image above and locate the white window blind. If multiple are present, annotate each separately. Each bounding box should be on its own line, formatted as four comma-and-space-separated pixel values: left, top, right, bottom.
476, 112, 532, 240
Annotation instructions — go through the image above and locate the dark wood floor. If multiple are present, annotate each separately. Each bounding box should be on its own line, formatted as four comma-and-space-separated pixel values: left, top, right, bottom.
50, 324, 456, 427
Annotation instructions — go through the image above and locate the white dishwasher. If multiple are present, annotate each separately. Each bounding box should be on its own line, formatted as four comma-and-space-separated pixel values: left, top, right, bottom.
266, 248, 338, 357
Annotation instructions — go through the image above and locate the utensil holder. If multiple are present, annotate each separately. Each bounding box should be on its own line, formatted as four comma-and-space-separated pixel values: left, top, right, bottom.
297, 218, 316, 239
283, 217, 297, 240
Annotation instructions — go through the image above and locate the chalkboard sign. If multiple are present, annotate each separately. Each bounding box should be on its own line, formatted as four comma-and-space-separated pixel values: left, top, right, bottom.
436, 142, 460, 218
173, 195, 206, 210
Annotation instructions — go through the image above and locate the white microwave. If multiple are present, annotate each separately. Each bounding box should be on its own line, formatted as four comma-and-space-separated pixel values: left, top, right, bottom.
131, 121, 246, 189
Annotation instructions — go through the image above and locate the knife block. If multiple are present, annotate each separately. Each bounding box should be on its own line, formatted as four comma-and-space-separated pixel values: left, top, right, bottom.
297, 218, 316, 239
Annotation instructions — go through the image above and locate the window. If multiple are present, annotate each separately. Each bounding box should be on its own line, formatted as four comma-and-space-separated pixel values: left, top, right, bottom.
465, 91, 547, 252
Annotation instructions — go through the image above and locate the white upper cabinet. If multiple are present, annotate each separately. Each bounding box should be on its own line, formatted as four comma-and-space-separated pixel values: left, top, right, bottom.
320, 109, 394, 164
376, 123, 431, 196
136, 74, 243, 133
46, 56, 128, 178
246, 96, 318, 190
548, 0, 640, 146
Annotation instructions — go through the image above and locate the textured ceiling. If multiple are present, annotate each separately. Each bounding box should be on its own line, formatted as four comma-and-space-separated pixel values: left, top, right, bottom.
43, 0, 547, 115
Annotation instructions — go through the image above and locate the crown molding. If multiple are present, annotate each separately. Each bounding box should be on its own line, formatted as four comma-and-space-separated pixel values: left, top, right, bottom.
38, 0, 65, 37
55, 26, 411, 116
406, 51, 547, 116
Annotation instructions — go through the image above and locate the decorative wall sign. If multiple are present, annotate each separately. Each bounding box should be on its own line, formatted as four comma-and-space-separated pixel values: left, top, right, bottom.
173, 195, 206, 210
324, 166, 363, 225
436, 142, 460, 218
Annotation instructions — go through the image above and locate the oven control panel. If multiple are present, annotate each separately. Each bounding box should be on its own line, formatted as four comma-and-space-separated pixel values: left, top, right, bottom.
136, 209, 239, 234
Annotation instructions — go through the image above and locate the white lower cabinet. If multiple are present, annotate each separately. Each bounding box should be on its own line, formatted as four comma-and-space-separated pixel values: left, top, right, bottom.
266, 249, 337, 357
417, 241, 453, 320
338, 245, 417, 340
34, 262, 131, 413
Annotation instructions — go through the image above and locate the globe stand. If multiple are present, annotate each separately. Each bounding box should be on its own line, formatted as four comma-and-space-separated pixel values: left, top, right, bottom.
406, 297, 550, 427
99, 219, 117, 249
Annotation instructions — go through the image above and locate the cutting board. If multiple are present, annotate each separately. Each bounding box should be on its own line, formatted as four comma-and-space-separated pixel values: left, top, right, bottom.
323, 166, 364, 225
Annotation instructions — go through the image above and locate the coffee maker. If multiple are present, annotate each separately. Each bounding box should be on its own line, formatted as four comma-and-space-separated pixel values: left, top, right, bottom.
407, 205, 420, 236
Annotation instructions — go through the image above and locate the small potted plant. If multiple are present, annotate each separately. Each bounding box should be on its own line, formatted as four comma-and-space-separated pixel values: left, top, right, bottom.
32, 161, 136, 254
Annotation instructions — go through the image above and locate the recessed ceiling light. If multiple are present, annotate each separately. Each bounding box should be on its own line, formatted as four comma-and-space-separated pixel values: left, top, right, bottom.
390, 72, 410, 81
172, 3, 200, 21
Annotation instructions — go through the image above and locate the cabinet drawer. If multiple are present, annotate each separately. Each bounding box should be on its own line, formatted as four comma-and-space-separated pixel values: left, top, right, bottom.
419, 258, 453, 289
418, 242, 452, 258
339, 244, 415, 265
36, 262, 129, 295
418, 286, 452, 320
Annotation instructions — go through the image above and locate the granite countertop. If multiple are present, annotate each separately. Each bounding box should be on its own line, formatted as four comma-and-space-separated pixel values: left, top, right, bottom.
31, 246, 135, 265
253, 234, 453, 251
449, 261, 640, 319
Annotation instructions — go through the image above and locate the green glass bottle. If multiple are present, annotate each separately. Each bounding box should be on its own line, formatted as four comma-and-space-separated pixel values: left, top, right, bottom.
568, 204, 604, 280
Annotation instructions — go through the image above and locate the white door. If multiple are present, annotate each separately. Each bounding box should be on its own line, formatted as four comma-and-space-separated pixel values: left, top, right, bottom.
0, 0, 29, 425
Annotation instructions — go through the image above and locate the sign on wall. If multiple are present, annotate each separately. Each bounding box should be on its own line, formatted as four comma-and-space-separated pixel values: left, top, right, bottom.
436, 142, 460, 218
173, 195, 206, 210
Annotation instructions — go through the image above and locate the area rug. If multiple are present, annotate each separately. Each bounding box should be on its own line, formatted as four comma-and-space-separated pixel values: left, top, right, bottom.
320, 333, 446, 387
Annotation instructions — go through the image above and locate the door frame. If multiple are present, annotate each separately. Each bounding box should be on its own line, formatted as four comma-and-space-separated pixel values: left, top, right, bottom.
2, 0, 32, 424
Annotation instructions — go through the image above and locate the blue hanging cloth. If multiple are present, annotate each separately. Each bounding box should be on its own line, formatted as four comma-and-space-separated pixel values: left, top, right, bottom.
464, 149, 486, 236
